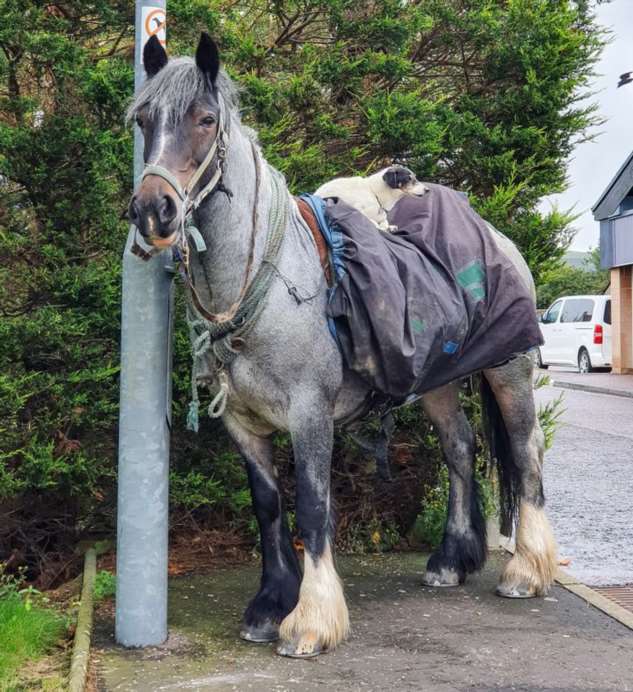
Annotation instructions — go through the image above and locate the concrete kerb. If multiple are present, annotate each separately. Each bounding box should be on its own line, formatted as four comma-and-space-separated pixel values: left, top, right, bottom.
551, 379, 633, 399
68, 547, 97, 692
554, 567, 633, 631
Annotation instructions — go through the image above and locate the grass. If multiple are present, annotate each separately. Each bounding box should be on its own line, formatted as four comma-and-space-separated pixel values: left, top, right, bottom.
0, 593, 65, 690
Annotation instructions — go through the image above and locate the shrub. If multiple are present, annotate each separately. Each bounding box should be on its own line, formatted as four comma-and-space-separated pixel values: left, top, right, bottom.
93, 570, 117, 602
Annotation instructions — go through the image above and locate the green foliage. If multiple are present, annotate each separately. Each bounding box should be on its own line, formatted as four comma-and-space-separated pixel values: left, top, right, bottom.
94, 570, 116, 602
534, 374, 565, 450
412, 465, 450, 549
0, 563, 65, 689
345, 518, 403, 554
536, 248, 610, 308
0, 1, 603, 574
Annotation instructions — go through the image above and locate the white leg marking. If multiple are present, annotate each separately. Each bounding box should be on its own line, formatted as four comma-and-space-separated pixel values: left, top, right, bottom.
500, 502, 557, 596
279, 540, 349, 654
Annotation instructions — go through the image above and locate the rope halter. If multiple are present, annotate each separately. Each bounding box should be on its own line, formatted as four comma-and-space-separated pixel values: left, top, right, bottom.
131, 98, 229, 261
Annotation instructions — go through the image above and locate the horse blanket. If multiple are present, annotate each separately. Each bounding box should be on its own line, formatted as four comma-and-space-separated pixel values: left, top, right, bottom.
300, 183, 543, 402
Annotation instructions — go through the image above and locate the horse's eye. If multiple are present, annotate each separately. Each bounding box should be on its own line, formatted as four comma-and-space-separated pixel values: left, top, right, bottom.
199, 115, 216, 127
135, 116, 144, 129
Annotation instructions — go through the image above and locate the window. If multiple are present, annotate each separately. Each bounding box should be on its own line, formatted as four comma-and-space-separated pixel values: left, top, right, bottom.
560, 298, 595, 323
604, 300, 611, 325
543, 300, 563, 324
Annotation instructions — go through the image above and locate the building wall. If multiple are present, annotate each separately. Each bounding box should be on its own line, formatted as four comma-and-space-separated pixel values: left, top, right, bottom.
610, 265, 633, 373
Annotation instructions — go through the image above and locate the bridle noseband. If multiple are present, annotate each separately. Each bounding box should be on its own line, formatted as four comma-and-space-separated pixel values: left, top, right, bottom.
130, 97, 229, 262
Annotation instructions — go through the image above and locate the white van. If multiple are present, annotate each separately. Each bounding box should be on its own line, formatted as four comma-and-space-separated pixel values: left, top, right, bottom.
538, 295, 612, 372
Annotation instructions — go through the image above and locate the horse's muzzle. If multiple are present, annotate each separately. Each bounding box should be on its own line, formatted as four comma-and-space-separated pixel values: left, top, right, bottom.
128, 191, 179, 246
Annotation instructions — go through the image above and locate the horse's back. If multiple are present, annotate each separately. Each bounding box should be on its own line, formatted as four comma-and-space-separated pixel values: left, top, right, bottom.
485, 223, 536, 303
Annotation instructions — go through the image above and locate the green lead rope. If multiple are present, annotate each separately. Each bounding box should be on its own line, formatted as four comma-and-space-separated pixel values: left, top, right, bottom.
185, 166, 289, 432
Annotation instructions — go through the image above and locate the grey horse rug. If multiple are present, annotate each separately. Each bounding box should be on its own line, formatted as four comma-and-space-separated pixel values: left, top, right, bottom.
300, 183, 543, 402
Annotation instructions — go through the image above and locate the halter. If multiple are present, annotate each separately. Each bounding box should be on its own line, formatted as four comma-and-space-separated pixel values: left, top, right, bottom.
130, 96, 229, 262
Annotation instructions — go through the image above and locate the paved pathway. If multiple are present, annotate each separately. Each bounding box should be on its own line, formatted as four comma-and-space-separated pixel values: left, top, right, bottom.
544, 366, 633, 397
96, 554, 633, 691
536, 378, 633, 586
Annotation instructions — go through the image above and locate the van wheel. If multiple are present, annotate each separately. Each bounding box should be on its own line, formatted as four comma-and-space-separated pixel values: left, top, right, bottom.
536, 349, 548, 370
578, 348, 593, 374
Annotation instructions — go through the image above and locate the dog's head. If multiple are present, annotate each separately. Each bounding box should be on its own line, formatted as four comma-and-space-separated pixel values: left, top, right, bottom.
382, 165, 427, 195
371, 165, 427, 211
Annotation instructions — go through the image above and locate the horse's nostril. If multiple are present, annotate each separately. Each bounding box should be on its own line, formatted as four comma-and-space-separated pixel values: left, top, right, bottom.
158, 195, 177, 225
128, 197, 140, 225
127, 197, 141, 227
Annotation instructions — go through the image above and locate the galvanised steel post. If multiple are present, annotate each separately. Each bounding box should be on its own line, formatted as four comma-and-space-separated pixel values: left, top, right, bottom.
116, 0, 172, 647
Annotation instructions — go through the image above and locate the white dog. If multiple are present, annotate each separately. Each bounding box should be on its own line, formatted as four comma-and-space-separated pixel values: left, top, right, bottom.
314, 165, 428, 232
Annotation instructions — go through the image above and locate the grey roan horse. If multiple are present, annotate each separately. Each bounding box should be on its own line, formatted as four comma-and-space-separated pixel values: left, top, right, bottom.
128, 34, 557, 658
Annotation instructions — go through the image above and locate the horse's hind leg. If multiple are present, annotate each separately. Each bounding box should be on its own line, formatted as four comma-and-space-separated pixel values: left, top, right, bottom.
277, 394, 349, 658
224, 414, 301, 642
421, 382, 487, 586
483, 355, 557, 597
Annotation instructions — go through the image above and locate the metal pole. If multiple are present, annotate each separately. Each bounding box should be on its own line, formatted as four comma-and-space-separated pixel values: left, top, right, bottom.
116, 0, 171, 647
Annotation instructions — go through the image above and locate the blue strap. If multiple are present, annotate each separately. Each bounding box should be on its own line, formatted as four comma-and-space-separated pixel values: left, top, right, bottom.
299, 194, 346, 282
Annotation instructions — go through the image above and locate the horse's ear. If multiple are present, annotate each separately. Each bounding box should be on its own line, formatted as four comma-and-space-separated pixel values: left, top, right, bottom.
196, 33, 220, 88
144, 35, 168, 78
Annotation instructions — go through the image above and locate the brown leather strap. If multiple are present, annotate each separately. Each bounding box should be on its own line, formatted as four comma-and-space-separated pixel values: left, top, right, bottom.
183, 138, 263, 324
296, 197, 332, 286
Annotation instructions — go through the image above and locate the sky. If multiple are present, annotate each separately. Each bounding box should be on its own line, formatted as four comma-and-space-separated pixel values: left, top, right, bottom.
540, 0, 633, 251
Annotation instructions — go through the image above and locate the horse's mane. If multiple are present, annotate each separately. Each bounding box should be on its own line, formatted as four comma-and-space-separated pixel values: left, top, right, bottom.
126, 57, 241, 126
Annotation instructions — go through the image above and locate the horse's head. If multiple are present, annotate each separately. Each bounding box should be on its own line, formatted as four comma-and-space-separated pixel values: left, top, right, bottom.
128, 34, 223, 248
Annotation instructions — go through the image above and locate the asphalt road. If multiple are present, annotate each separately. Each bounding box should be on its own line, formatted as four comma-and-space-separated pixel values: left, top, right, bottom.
535, 376, 633, 586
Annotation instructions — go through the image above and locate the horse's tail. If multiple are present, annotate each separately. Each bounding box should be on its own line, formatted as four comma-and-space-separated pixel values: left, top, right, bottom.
480, 374, 520, 537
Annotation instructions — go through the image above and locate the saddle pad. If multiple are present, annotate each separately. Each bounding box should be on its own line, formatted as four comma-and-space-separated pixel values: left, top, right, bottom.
316, 183, 543, 401
295, 197, 332, 285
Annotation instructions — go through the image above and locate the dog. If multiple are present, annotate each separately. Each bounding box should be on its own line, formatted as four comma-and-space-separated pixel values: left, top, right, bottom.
314, 165, 428, 232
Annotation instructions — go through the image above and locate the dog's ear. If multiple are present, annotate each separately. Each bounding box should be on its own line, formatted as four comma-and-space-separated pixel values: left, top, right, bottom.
196, 33, 220, 88
144, 35, 168, 78
383, 166, 413, 189
382, 168, 399, 189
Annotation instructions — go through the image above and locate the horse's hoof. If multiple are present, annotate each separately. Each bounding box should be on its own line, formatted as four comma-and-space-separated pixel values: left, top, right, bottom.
276, 633, 325, 658
496, 583, 537, 599
422, 568, 461, 587
240, 620, 279, 643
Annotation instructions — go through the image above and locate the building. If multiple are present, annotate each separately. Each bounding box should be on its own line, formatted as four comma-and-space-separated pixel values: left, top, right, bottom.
593, 151, 633, 373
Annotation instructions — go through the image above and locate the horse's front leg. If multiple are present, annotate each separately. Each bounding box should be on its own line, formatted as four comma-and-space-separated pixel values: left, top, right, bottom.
224, 414, 301, 643
277, 396, 349, 658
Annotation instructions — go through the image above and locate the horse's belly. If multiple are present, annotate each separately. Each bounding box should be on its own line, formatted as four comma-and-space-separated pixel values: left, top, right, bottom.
333, 369, 371, 424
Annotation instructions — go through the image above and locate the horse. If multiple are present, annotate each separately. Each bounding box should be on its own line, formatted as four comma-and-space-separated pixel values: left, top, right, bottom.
127, 33, 557, 659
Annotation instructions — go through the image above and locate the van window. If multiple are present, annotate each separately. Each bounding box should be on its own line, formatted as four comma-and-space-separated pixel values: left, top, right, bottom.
604, 300, 611, 325
560, 298, 594, 323
543, 300, 563, 324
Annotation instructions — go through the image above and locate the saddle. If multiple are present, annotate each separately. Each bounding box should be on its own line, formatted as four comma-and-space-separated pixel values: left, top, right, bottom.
295, 197, 332, 285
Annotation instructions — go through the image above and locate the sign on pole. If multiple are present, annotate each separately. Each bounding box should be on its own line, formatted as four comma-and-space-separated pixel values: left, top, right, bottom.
141, 6, 167, 59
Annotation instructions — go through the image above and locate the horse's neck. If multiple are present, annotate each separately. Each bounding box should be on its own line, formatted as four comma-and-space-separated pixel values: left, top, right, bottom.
193, 124, 271, 313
